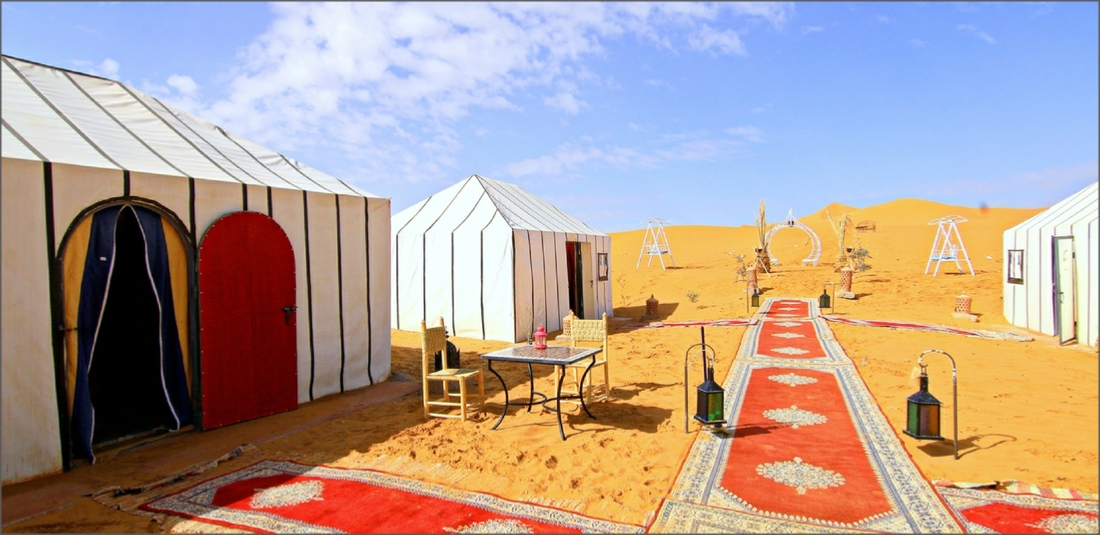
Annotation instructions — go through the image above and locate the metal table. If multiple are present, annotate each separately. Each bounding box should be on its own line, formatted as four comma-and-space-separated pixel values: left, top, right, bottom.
480, 345, 601, 440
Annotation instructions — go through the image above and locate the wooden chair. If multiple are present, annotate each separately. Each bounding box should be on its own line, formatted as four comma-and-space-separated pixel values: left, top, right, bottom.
422, 318, 484, 420
559, 312, 610, 403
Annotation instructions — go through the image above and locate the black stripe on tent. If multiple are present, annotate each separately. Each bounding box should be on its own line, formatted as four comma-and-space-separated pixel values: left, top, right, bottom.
60, 71, 190, 179
188, 177, 197, 241
119, 87, 244, 184
2, 118, 49, 161
43, 162, 72, 472
267, 187, 274, 218
3, 57, 125, 171
511, 230, 517, 342
277, 154, 338, 195
304, 191, 316, 400
449, 190, 485, 333
478, 208, 499, 341
552, 231, 561, 325
242, 184, 248, 211
526, 229, 535, 338
336, 196, 346, 392
123, 170, 130, 197
204, 125, 296, 189
364, 198, 374, 385
393, 195, 431, 330
421, 180, 472, 327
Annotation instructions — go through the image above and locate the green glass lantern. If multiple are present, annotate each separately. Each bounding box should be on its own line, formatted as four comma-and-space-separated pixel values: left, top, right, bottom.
751, 288, 760, 308
695, 379, 725, 425
819, 286, 831, 310
904, 364, 944, 441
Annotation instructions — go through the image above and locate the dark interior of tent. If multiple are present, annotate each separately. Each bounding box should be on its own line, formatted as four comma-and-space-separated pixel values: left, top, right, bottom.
86, 208, 174, 448
566, 241, 584, 319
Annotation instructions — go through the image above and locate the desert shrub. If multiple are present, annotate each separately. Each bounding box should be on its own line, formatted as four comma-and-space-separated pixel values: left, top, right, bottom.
686, 290, 700, 303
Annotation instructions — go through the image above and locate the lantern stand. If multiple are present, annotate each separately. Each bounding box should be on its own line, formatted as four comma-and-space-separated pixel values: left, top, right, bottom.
906, 349, 959, 460
734, 278, 749, 315
684, 328, 725, 433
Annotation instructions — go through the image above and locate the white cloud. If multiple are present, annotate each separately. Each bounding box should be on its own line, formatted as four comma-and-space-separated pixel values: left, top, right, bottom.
751, 103, 772, 114
909, 38, 927, 48
644, 78, 671, 89
875, 15, 893, 23
801, 26, 824, 35
178, 2, 793, 184
940, 162, 1099, 206
544, 92, 583, 115
726, 125, 764, 142
687, 24, 747, 56
91, 58, 120, 80
957, 24, 996, 44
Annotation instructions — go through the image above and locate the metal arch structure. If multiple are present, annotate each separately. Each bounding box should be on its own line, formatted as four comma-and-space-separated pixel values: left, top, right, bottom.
925, 215, 974, 276
637, 218, 676, 270
764, 209, 822, 267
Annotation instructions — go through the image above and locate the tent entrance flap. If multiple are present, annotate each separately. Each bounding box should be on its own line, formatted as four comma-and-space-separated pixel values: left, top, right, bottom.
566, 241, 584, 319
1053, 236, 1077, 344
70, 205, 193, 462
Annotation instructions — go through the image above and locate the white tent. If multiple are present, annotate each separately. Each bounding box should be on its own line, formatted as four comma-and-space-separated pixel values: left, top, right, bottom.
1, 55, 391, 484
392, 175, 612, 342
1003, 182, 1098, 347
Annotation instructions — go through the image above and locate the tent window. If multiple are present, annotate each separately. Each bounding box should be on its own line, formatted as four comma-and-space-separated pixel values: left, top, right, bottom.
597, 253, 609, 281
1007, 249, 1024, 284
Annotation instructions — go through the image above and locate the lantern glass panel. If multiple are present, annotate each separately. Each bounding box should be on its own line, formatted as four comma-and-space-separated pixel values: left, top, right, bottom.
708, 392, 723, 421
921, 404, 940, 437
819, 291, 830, 309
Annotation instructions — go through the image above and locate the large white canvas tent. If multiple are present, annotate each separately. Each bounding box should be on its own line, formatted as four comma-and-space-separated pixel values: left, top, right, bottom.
1003, 181, 1098, 347
392, 175, 612, 342
1, 55, 391, 485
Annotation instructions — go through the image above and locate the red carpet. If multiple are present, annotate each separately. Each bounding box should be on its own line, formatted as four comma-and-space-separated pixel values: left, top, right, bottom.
651, 298, 962, 533
821, 315, 1033, 341
937, 486, 1098, 533
142, 460, 642, 533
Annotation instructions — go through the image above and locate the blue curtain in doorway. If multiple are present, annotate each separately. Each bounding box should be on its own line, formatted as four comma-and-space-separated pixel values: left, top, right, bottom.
71, 205, 192, 463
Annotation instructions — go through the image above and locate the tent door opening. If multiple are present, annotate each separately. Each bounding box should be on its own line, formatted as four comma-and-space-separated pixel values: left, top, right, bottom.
1053, 236, 1077, 345
566, 242, 584, 319
87, 208, 173, 447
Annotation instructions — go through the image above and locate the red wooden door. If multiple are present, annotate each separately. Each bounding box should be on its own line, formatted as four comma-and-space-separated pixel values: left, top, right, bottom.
199, 211, 298, 429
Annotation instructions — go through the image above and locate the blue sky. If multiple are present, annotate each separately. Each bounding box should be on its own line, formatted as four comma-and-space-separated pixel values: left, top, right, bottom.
3, 2, 1097, 231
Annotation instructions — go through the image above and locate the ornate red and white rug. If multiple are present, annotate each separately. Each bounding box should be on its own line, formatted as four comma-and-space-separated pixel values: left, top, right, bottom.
936, 486, 1098, 533
649, 298, 963, 533
141, 459, 643, 533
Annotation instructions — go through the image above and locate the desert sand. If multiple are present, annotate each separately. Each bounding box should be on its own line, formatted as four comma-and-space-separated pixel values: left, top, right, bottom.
3, 198, 1097, 533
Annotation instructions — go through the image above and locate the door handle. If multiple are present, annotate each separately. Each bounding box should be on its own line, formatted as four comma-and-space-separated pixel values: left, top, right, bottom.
283, 306, 298, 325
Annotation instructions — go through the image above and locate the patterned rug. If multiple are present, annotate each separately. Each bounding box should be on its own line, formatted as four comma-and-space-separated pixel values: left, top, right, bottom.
821, 316, 1033, 342
649, 298, 963, 533
141, 459, 643, 533
618, 318, 757, 331
936, 486, 1098, 533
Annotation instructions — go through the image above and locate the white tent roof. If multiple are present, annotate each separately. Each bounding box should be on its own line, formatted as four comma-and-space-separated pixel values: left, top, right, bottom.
1, 55, 379, 199
1006, 181, 1098, 234
393, 174, 606, 236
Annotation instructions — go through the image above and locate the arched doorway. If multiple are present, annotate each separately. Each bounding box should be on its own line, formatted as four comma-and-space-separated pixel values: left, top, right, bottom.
60, 201, 193, 463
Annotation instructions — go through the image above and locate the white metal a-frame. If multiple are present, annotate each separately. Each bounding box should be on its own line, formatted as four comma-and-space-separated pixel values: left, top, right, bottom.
925, 215, 975, 276
764, 209, 823, 266
637, 218, 676, 269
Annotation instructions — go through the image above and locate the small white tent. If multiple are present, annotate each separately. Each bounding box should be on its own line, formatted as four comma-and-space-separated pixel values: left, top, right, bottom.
2, 55, 391, 484
392, 175, 612, 342
1003, 182, 1098, 347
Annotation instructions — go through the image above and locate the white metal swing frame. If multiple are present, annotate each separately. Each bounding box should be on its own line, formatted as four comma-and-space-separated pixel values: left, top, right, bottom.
763, 209, 823, 267
636, 218, 676, 270
925, 215, 975, 276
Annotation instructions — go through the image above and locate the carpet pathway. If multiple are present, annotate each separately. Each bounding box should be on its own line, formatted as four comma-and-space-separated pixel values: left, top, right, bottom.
649, 298, 964, 533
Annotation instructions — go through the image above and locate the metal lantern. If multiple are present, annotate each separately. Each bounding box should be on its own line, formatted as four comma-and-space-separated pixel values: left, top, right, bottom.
819, 285, 831, 310
695, 378, 725, 425
751, 288, 760, 308
533, 325, 548, 349
692, 327, 726, 427
904, 364, 943, 441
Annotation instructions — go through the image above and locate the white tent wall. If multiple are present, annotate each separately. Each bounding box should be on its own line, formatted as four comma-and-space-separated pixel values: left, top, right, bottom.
1003, 182, 1098, 347
481, 215, 517, 342
423, 180, 486, 334
450, 195, 503, 339
2, 54, 392, 484
1, 158, 63, 484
